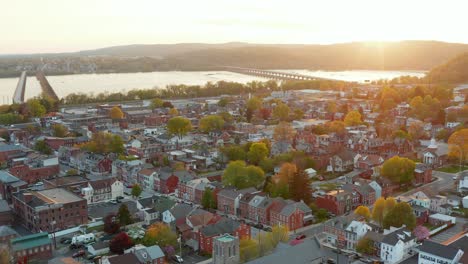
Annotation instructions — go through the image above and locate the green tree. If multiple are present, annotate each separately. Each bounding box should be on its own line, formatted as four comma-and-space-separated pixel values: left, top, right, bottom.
109, 106, 124, 120
383, 202, 416, 230
142, 222, 178, 248
202, 188, 217, 209
372, 197, 386, 225
381, 156, 416, 185
356, 238, 374, 255
167, 116, 192, 139
81, 132, 125, 154
51, 124, 68, 138
246, 97, 262, 111
66, 169, 78, 176
273, 102, 290, 121
118, 204, 133, 226
27, 98, 46, 117
131, 184, 142, 198
344, 110, 362, 126
110, 135, 125, 154
221, 146, 247, 162
34, 140, 52, 155
222, 160, 265, 189
199, 115, 225, 133
150, 98, 164, 109
218, 98, 229, 107
247, 142, 269, 165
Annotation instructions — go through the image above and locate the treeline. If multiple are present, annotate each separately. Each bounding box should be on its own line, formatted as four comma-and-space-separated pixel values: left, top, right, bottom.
426, 52, 468, 84
62, 79, 353, 105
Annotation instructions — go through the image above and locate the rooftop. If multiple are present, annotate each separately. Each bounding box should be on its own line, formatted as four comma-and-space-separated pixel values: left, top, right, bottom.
11, 232, 52, 252
35, 188, 84, 204
215, 234, 237, 243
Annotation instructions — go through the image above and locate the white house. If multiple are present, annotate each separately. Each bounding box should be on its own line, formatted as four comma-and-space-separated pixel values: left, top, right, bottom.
380, 227, 416, 264
368, 181, 382, 199
305, 168, 317, 178
408, 191, 431, 209
458, 172, 468, 193
81, 178, 124, 204
345, 221, 372, 250
418, 240, 463, 264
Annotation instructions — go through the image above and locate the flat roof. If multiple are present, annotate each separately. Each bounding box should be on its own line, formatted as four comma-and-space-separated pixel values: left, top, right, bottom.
35, 188, 84, 204
11, 232, 51, 251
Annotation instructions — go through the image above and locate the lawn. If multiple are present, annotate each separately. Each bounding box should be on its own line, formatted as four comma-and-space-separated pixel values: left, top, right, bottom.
436, 165, 468, 173
319, 183, 338, 191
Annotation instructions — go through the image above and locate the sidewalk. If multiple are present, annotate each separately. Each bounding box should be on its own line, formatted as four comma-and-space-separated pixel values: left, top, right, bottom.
442, 230, 468, 245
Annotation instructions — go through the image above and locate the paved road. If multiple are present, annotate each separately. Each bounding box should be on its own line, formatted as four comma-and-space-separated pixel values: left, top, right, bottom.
399, 171, 457, 197
430, 217, 467, 243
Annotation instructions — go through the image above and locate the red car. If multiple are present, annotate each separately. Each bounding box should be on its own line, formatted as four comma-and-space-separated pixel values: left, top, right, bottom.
72, 250, 86, 258
295, 234, 306, 240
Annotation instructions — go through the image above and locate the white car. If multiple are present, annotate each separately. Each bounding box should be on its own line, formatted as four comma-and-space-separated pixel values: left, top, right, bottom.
453, 176, 458, 180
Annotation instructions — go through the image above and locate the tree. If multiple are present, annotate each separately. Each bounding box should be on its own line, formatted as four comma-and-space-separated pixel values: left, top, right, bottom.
118, 204, 133, 226
273, 103, 290, 121
167, 117, 192, 139
218, 98, 229, 107
26, 99, 46, 117
413, 225, 430, 241
258, 108, 271, 120
202, 188, 217, 209
383, 202, 416, 230
150, 98, 164, 109
34, 140, 52, 155
315, 208, 329, 222
354, 205, 371, 221
199, 115, 225, 133
131, 184, 142, 198
273, 122, 296, 143
408, 122, 425, 141
110, 232, 134, 254
247, 142, 269, 165
109, 106, 124, 120
246, 97, 262, 111
327, 102, 337, 113
162, 101, 174, 108
448, 129, 468, 164
293, 109, 304, 120
240, 238, 260, 263
104, 213, 120, 234
381, 156, 416, 185
221, 146, 246, 162
66, 169, 78, 176
271, 225, 289, 245
372, 197, 386, 225
289, 170, 313, 204
80, 132, 125, 154
384, 197, 397, 215
344, 110, 362, 126
0, 248, 10, 264
51, 124, 68, 138
326, 121, 346, 136
142, 222, 178, 248
168, 107, 179, 116
222, 160, 265, 189
356, 238, 374, 255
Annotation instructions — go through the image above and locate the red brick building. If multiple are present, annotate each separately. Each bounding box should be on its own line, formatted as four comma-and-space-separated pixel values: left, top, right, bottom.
414, 163, 432, 185
12, 188, 88, 232
11, 232, 53, 262
269, 200, 312, 231
199, 218, 250, 253
44, 136, 80, 151
0, 199, 13, 225
316, 190, 353, 216
217, 188, 255, 216
10, 163, 60, 184
0, 144, 27, 163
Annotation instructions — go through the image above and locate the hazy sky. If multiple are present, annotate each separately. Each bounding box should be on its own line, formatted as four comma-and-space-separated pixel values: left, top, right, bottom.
1, 0, 467, 54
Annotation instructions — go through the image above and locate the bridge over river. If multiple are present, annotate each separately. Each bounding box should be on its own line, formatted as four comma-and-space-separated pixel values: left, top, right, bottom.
13, 71, 59, 103
223, 67, 337, 81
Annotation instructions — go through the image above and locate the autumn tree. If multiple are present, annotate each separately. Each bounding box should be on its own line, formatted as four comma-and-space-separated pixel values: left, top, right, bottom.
384, 197, 397, 215
167, 116, 192, 139
289, 170, 313, 204
246, 97, 262, 112
273, 102, 290, 121
273, 122, 296, 142
448, 128, 468, 164
327, 101, 337, 113
168, 107, 179, 116
202, 188, 217, 209
344, 110, 362, 126
51, 124, 68, 138
381, 156, 416, 185
247, 142, 269, 165
408, 122, 426, 141
356, 238, 374, 255
258, 108, 272, 120
223, 160, 265, 189
240, 238, 259, 263
118, 204, 133, 226
104, 213, 120, 234
81, 132, 125, 154
131, 184, 142, 198
110, 232, 134, 254
413, 225, 430, 241
267, 163, 296, 199
199, 115, 225, 133
150, 98, 164, 109
383, 202, 416, 230
293, 109, 304, 120
142, 222, 178, 248
109, 106, 124, 120
354, 205, 371, 221
0, 248, 9, 264
372, 197, 386, 225
326, 121, 346, 136
221, 146, 246, 162
217, 98, 229, 107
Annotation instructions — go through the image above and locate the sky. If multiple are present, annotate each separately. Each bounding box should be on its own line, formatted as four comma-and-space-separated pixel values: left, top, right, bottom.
1, 0, 467, 54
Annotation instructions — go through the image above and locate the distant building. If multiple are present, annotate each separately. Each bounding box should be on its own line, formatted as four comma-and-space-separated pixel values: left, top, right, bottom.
11, 232, 53, 262
81, 178, 123, 204
213, 234, 240, 264
0, 199, 13, 225
418, 240, 463, 264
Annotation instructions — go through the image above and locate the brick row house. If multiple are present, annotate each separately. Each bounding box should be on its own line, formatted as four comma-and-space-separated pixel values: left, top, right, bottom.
9, 155, 60, 184
81, 178, 124, 204
199, 218, 250, 253
316, 190, 354, 216
12, 188, 88, 232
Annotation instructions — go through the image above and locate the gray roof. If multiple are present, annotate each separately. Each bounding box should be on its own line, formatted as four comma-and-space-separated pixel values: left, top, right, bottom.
146, 245, 165, 259
0, 199, 10, 213
218, 187, 256, 199
248, 195, 266, 208
90, 241, 109, 250
280, 201, 312, 216
200, 218, 241, 237
382, 228, 414, 246
247, 237, 324, 264
365, 231, 384, 243
0, 225, 18, 237
0, 171, 20, 183
169, 203, 194, 220
88, 201, 138, 219
419, 240, 461, 260
0, 144, 24, 152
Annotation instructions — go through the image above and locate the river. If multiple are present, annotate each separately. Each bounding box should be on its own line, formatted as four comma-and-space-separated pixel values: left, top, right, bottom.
0, 70, 425, 103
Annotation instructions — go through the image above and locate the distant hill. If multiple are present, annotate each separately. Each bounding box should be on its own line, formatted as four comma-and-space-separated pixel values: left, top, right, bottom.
427, 52, 468, 83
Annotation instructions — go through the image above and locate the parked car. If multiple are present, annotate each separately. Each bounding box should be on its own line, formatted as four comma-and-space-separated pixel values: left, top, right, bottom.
116, 196, 124, 200
172, 255, 184, 263
72, 250, 86, 258
109, 199, 118, 204
295, 234, 306, 240
263, 226, 272, 232
327, 258, 336, 264
254, 223, 263, 229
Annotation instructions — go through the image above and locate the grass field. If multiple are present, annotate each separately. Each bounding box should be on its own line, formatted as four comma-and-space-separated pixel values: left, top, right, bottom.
436, 165, 468, 173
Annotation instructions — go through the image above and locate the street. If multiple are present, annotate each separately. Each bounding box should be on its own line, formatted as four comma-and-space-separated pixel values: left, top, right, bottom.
399, 170, 458, 197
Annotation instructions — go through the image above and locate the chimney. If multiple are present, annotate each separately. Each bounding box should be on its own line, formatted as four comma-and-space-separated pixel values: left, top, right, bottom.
23, 193, 33, 203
